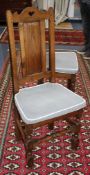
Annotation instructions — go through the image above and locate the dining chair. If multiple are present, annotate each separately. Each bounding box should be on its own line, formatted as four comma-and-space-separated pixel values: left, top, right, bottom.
46, 50, 79, 91
6, 7, 86, 167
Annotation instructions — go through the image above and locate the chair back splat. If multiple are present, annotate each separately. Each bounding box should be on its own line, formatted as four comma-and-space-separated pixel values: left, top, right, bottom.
6, 7, 55, 93
6, 7, 86, 168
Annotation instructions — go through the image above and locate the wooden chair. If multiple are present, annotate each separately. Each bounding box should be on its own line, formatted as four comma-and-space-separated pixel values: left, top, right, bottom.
46, 50, 79, 91
6, 7, 86, 167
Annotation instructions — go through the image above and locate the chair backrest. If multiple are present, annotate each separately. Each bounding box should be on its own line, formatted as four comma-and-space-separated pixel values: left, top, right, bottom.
6, 7, 55, 93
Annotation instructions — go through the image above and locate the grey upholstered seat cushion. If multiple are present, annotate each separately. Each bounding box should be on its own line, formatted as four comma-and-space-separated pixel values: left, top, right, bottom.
15, 82, 86, 124
46, 51, 78, 74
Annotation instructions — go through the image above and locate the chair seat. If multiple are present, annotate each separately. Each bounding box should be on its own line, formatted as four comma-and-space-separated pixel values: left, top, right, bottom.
46, 51, 78, 74
15, 82, 86, 124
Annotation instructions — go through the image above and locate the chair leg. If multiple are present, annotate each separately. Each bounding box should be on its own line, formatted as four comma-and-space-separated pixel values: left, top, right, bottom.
71, 110, 83, 150
15, 124, 22, 141
68, 74, 76, 91
48, 122, 54, 130
71, 133, 79, 150
25, 125, 34, 167
14, 105, 22, 141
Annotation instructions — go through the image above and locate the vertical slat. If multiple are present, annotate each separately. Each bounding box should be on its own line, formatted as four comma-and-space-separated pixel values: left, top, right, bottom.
23, 23, 30, 74
40, 20, 46, 74
23, 22, 42, 75
49, 9, 55, 81
19, 23, 26, 76
6, 10, 19, 93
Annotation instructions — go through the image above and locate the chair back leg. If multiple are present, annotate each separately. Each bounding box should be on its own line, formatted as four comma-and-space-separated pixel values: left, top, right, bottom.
71, 109, 83, 150
68, 74, 76, 91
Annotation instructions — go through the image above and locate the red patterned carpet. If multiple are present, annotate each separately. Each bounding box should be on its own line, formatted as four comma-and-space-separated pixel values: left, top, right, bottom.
1, 27, 84, 46
0, 56, 90, 174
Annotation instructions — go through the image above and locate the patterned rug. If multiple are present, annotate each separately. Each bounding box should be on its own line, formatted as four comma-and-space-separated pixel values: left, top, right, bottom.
0, 54, 11, 112
0, 54, 9, 80
0, 27, 84, 46
0, 55, 90, 174
79, 54, 90, 104
82, 57, 90, 78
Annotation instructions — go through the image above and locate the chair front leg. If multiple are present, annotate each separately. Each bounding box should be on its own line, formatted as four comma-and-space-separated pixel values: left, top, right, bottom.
48, 122, 54, 130
14, 105, 22, 141
25, 125, 34, 167
71, 110, 83, 150
68, 74, 76, 91
71, 132, 80, 150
